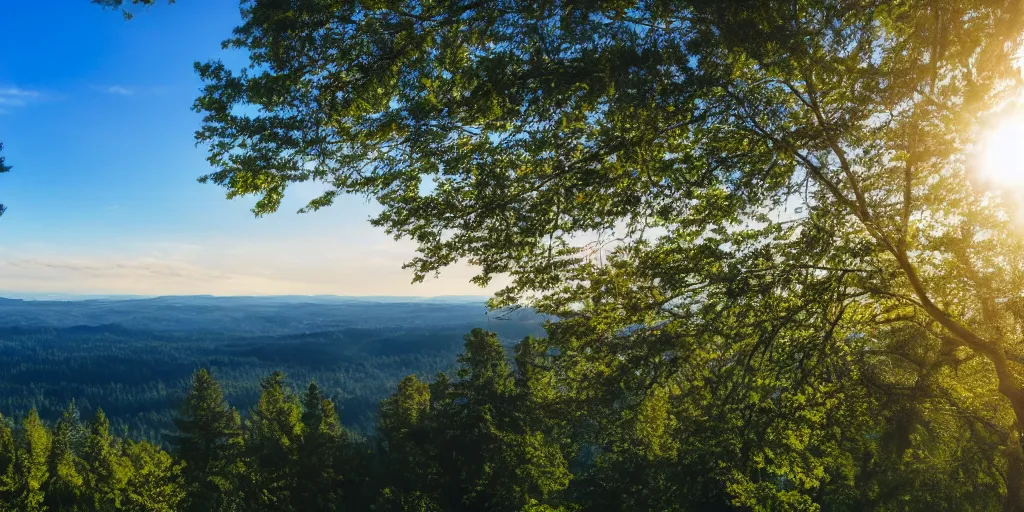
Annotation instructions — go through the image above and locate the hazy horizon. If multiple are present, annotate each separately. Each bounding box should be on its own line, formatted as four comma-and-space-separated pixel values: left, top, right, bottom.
0, 291, 495, 302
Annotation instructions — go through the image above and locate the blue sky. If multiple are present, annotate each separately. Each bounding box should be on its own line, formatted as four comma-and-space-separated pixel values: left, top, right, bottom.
0, 1, 496, 297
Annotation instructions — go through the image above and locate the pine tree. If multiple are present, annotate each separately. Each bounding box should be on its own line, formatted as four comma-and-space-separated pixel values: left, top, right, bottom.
81, 409, 132, 511
2, 408, 52, 512
241, 371, 303, 511
436, 330, 569, 511
122, 440, 184, 512
171, 368, 242, 512
294, 382, 347, 511
45, 400, 86, 511
376, 375, 437, 510
0, 416, 13, 505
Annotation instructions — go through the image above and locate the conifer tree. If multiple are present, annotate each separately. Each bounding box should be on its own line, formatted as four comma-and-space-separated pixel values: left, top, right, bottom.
2, 409, 51, 512
45, 400, 86, 511
436, 330, 569, 512
241, 371, 303, 511
122, 440, 184, 512
0, 417, 13, 505
376, 331, 569, 511
81, 409, 131, 511
171, 368, 242, 512
376, 375, 436, 510
294, 382, 346, 511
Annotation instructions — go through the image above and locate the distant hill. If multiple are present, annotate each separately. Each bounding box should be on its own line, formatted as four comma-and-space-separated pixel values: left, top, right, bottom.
0, 295, 548, 442
0, 295, 542, 336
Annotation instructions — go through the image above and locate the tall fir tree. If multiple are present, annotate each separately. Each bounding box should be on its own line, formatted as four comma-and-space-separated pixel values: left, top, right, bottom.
122, 440, 184, 512
294, 382, 347, 511
437, 330, 569, 512
241, 371, 303, 511
45, 400, 86, 511
81, 409, 132, 511
376, 374, 437, 511
0, 416, 13, 506
2, 409, 51, 512
171, 368, 242, 512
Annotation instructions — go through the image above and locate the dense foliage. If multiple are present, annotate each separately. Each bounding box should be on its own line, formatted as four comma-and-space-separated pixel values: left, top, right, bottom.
4, 0, 1017, 508
0, 330, 568, 512
0, 325, 1012, 510
188, 0, 1024, 509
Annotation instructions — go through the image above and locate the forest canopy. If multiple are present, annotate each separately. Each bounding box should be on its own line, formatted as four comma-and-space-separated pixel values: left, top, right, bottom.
0, 297, 545, 442
0, 331, 584, 512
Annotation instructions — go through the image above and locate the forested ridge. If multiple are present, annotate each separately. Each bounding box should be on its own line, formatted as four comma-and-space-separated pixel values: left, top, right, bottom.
0, 324, 1011, 511
0, 329, 559, 512
0, 298, 546, 442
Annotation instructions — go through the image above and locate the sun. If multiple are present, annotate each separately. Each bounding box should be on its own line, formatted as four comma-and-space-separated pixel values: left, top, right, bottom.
979, 115, 1024, 187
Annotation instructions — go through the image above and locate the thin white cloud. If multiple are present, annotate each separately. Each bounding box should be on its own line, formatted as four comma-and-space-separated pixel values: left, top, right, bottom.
0, 86, 41, 108
99, 85, 134, 96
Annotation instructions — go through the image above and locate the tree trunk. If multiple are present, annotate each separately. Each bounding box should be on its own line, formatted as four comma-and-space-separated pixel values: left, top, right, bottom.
1005, 434, 1024, 512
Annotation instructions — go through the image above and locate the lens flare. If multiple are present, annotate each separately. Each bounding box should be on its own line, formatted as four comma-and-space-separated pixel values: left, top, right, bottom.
979, 116, 1024, 187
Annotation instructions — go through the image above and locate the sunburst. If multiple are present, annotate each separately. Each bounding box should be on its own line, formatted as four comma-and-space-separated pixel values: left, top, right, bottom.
979, 114, 1024, 187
